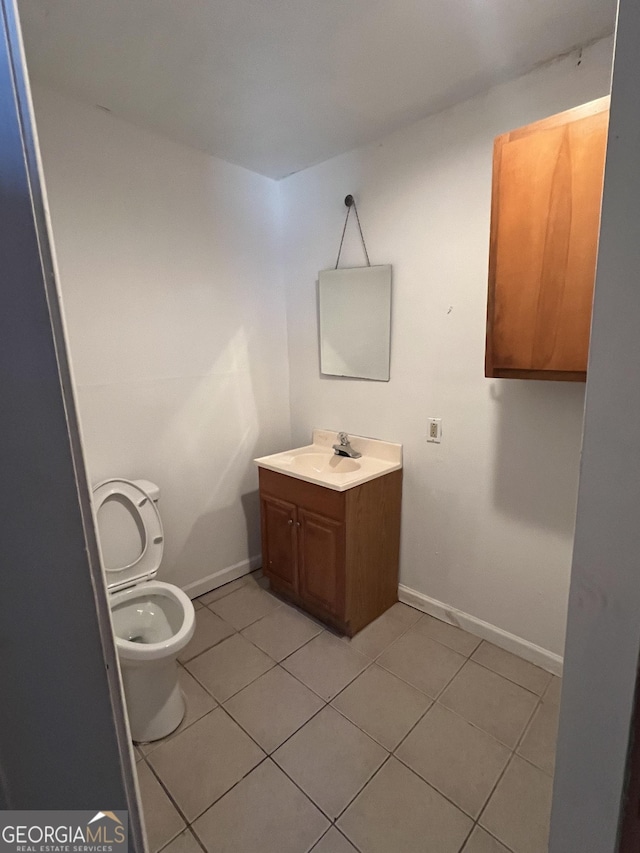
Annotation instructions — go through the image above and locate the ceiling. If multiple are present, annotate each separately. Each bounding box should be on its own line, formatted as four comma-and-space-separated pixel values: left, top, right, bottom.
18, 0, 616, 179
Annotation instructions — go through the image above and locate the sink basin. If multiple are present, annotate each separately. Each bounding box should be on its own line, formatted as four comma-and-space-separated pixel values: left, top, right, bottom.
290, 452, 360, 475
254, 430, 402, 492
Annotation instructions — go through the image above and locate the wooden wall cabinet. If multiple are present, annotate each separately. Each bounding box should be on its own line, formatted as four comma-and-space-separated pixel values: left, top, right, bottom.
486, 97, 609, 381
259, 467, 402, 636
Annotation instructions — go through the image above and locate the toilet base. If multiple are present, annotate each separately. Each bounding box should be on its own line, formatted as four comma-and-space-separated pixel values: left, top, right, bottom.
120, 656, 185, 743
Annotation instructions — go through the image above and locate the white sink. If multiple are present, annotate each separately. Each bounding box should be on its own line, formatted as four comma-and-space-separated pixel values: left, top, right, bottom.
254, 430, 402, 492
290, 452, 361, 476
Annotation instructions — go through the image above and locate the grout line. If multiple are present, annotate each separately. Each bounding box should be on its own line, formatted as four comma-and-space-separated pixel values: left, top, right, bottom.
266, 694, 328, 752
472, 752, 519, 847
193, 567, 263, 608
204, 601, 285, 633
390, 747, 489, 824
184, 827, 208, 853
264, 751, 348, 828
322, 825, 364, 853
515, 697, 543, 759
469, 656, 552, 699
157, 826, 207, 853
182, 640, 277, 704
389, 699, 436, 757
474, 753, 515, 826
275, 627, 329, 666
142, 754, 193, 831
136, 696, 217, 757
406, 613, 554, 698
474, 827, 517, 853
332, 753, 393, 825
457, 822, 476, 853
327, 690, 424, 753
178, 629, 234, 664
184, 753, 272, 830
463, 690, 552, 851
307, 825, 334, 853
515, 749, 556, 779
513, 693, 545, 754
336, 826, 364, 853
223, 671, 328, 755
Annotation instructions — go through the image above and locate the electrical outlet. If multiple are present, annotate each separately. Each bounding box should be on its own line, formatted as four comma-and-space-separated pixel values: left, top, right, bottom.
427, 418, 442, 443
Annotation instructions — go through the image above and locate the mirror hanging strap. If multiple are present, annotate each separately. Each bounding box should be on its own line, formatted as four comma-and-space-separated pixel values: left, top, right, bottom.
335, 194, 371, 269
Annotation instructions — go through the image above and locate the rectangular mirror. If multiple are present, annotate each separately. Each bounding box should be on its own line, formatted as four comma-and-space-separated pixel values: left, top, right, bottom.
318, 264, 392, 381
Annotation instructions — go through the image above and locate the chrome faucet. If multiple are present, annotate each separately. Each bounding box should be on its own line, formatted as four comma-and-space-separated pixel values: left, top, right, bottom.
333, 432, 362, 458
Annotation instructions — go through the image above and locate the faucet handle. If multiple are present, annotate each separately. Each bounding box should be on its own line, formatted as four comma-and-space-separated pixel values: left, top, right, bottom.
338, 432, 349, 445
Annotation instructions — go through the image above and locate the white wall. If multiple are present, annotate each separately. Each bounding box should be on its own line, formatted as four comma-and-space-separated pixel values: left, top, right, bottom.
279, 36, 614, 660
32, 86, 291, 594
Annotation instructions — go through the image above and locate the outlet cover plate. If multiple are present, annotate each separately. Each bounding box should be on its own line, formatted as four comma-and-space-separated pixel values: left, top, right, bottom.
427, 418, 442, 443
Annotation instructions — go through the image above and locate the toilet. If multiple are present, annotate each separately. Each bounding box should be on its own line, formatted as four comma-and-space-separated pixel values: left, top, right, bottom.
92, 478, 195, 743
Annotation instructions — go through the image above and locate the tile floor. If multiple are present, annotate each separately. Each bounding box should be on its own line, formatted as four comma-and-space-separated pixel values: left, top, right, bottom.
134, 571, 560, 853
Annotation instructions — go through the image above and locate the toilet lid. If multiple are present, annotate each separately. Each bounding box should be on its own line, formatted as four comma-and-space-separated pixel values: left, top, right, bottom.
92, 478, 164, 592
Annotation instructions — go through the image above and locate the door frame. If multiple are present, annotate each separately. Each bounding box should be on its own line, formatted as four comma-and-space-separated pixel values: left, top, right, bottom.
549, 1, 640, 849
0, 1, 143, 844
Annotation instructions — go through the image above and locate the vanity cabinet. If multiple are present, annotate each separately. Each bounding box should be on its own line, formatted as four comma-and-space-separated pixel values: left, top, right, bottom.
485, 96, 609, 381
259, 467, 401, 636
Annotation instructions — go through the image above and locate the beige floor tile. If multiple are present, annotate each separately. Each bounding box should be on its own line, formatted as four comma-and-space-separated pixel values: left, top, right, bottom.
160, 829, 203, 853
241, 604, 322, 661
517, 700, 559, 775
177, 607, 235, 663
338, 756, 472, 853
332, 664, 431, 750
413, 614, 482, 656
481, 756, 553, 853
544, 675, 562, 706
440, 661, 538, 748
136, 762, 185, 853
207, 585, 281, 630
186, 634, 274, 702
472, 642, 552, 695
342, 602, 422, 659
225, 666, 324, 753
138, 667, 217, 754
192, 759, 329, 853
396, 703, 510, 818
273, 706, 387, 819
192, 599, 204, 610
377, 627, 466, 698
147, 708, 264, 821
311, 827, 359, 852
462, 827, 512, 853
282, 632, 369, 700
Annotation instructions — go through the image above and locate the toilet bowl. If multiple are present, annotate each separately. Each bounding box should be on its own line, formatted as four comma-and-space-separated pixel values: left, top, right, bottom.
93, 478, 195, 743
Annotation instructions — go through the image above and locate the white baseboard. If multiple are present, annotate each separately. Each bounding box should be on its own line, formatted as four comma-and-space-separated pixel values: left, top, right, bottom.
398, 584, 563, 676
182, 554, 262, 600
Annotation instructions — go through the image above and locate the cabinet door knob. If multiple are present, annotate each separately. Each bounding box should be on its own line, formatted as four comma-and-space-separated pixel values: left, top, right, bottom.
288, 518, 293, 525
297, 521, 301, 527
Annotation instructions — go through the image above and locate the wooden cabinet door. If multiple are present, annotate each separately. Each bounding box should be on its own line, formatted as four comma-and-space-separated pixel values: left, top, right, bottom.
261, 495, 297, 594
486, 97, 609, 380
297, 508, 345, 618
